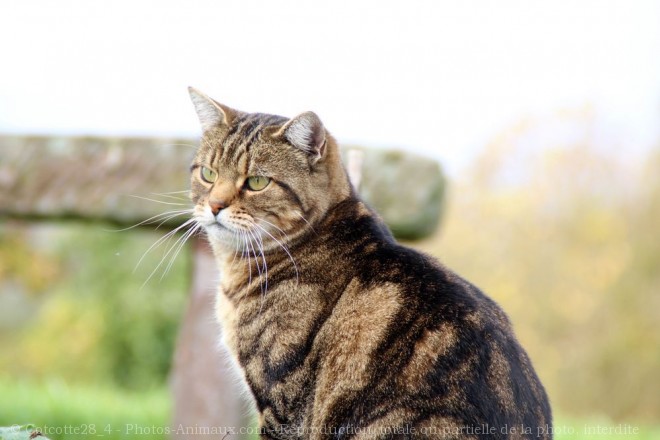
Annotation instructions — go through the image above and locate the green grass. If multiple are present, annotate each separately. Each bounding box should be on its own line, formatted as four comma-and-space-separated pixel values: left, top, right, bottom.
1, 375, 658, 439
552, 415, 660, 440
0, 376, 170, 440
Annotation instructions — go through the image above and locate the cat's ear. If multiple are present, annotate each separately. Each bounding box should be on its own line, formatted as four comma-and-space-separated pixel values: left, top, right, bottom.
188, 87, 235, 131
277, 111, 327, 163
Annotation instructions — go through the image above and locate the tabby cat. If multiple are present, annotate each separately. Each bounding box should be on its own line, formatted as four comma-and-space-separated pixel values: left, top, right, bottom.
187, 87, 552, 439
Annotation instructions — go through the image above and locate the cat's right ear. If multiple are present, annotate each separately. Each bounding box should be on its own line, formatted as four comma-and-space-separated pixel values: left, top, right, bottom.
188, 87, 235, 132
275, 111, 327, 164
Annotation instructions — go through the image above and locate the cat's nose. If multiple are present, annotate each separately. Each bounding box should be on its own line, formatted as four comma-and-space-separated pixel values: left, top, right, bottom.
209, 200, 227, 216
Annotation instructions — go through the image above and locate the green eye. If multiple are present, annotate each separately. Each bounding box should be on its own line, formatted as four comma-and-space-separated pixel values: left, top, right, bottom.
246, 176, 271, 191
200, 166, 217, 183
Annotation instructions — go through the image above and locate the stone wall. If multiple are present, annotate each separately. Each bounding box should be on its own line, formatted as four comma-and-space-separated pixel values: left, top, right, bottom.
0, 135, 444, 239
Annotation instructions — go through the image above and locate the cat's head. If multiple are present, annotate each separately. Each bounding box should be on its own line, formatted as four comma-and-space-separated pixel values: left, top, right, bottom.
188, 87, 351, 252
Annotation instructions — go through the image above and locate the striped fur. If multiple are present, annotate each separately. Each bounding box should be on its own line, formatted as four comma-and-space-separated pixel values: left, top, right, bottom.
188, 89, 552, 439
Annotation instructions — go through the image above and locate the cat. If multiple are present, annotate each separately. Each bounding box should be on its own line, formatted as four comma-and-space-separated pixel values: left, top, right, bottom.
187, 87, 552, 439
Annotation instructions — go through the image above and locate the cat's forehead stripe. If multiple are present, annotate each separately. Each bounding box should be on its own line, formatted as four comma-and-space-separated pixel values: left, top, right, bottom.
230, 119, 260, 165
218, 113, 288, 169
221, 114, 265, 163
238, 114, 288, 161
219, 113, 256, 163
207, 138, 218, 166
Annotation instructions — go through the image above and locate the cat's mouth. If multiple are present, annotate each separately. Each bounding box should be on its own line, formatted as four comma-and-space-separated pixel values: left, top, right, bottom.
201, 220, 238, 245
203, 217, 257, 240
201, 218, 232, 233
191, 211, 231, 238
194, 207, 288, 254
206, 221, 228, 231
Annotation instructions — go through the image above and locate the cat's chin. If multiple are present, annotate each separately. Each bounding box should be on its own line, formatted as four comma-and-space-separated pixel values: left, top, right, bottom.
202, 223, 246, 253
202, 223, 234, 245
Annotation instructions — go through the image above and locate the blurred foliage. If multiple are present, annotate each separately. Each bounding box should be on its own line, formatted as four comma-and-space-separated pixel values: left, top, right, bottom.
415, 111, 660, 421
0, 223, 189, 390
0, 233, 59, 293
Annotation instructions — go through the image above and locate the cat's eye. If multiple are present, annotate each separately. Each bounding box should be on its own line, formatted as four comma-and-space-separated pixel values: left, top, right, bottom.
200, 166, 217, 183
246, 176, 271, 191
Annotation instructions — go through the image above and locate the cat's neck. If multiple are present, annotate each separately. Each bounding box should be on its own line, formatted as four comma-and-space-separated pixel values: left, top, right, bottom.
214, 196, 388, 299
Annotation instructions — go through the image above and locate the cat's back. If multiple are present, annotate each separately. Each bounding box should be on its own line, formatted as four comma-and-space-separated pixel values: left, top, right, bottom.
308, 198, 552, 438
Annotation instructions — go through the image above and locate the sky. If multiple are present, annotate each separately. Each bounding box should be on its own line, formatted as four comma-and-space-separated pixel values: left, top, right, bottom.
1, 0, 659, 175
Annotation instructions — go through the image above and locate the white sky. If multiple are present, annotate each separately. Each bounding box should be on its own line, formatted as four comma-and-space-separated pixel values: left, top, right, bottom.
1, 0, 659, 174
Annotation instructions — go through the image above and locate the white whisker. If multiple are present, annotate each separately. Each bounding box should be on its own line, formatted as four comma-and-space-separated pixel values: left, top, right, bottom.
135, 220, 192, 269
105, 209, 192, 232
136, 218, 196, 277
162, 223, 200, 279
252, 222, 299, 285
243, 231, 253, 286
142, 221, 197, 288
256, 231, 268, 294
128, 194, 189, 206
153, 189, 192, 195
152, 210, 194, 230
248, 227, 268, 296
246, 229, 265, 297
230, 231, 241, 268
253, 217, 288, 241
149, 192, 190, 202
295, 212, 317, 234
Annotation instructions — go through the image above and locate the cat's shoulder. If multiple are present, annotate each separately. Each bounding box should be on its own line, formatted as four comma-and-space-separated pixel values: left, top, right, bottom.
321, 197, 511, 327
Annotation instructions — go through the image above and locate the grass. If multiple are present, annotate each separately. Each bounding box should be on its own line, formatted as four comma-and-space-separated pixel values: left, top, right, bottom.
0, 376, 170, 440
1, 375, 658, 439
552, 415, 660, 440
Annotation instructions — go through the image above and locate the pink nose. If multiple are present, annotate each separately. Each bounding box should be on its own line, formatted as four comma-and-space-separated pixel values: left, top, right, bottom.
209, 200, 227, 216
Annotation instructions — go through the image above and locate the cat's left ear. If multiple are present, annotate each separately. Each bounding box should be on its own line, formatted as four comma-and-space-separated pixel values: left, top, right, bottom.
277, 112, 327, 163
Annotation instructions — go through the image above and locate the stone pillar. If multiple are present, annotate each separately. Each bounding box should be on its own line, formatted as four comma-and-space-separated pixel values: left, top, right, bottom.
171, 238, 252, 438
